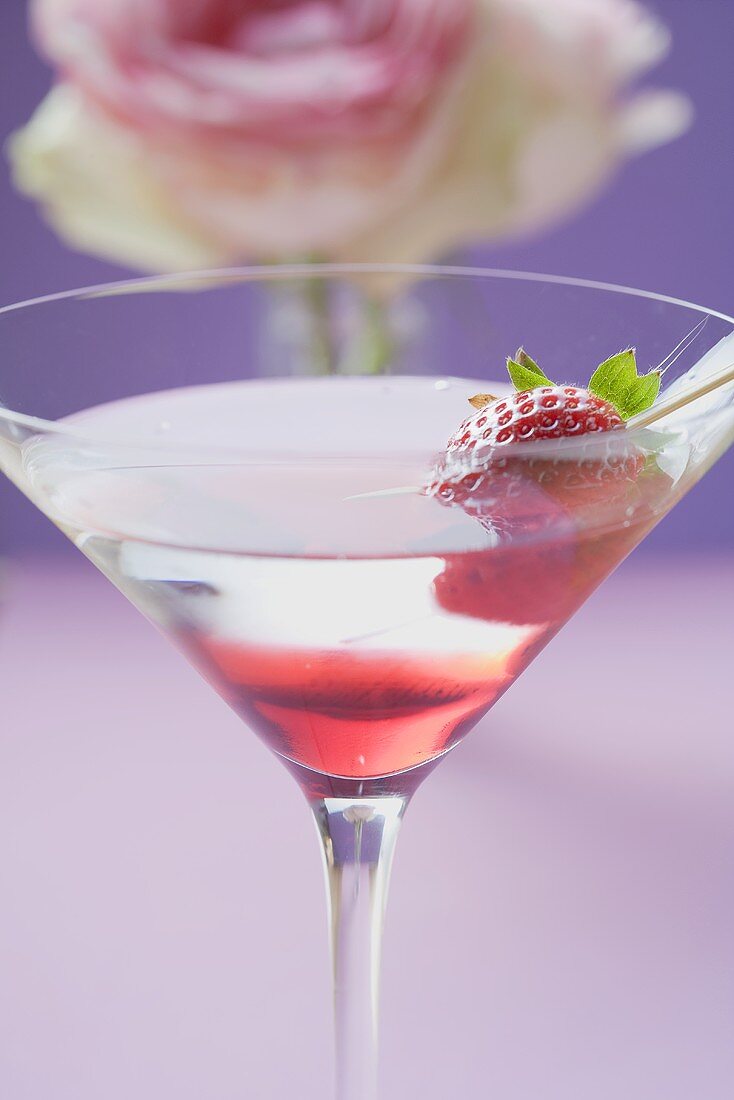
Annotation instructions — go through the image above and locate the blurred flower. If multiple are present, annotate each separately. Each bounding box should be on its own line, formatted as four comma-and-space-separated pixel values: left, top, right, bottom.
9, 0, 690, 271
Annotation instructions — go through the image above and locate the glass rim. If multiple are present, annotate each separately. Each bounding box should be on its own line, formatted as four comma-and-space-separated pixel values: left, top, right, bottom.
1, 263, 732, 458
1, 262, 733, 323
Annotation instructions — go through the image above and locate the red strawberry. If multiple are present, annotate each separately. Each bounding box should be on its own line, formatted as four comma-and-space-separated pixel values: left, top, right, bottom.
430, 385, 626, 519
434, 543, 577, 627
431, 348, 664, 625
447, 384, 623, 453
428, 349, 658, 532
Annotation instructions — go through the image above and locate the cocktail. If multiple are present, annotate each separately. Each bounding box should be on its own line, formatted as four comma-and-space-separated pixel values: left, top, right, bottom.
1, 266, 732, 1099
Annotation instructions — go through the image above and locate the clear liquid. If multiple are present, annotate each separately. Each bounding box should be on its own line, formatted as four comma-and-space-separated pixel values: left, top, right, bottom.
17, 377, 668, 790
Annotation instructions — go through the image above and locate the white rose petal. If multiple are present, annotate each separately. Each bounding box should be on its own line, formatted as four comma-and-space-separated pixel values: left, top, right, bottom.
8, 85, 229, 271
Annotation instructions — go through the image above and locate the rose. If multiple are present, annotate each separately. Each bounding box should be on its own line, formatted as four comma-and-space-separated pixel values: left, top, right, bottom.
9, 0, 690, 271
10, 0, 474, 268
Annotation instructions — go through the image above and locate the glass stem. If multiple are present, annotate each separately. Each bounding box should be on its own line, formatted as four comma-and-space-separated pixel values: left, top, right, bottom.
311, 795, 408, 1100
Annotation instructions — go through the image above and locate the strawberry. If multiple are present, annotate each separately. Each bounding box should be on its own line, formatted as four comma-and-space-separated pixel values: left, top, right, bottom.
434, 543, 577, 627
445, 384, 623, 456
431, 347, 664, 625
428, 347, 659, 532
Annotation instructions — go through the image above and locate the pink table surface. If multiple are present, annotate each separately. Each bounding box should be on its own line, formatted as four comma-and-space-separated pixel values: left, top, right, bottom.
1, 551, 733, 1099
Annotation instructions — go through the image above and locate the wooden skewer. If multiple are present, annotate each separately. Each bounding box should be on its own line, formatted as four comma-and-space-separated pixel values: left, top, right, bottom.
345, 481, 418, 499
628, 362, 734, 430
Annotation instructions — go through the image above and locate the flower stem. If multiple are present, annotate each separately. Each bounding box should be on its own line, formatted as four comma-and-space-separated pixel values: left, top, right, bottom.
301, 274, 339, 375
360, 297, 396, 375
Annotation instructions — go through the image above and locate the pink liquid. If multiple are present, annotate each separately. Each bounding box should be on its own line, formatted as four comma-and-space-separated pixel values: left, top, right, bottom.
186, 638, 518, 779
18, 377, 673, 792
173, 519, 649, 783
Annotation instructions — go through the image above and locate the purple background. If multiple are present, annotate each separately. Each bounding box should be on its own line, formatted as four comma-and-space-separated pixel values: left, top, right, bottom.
0, 0, 733, 556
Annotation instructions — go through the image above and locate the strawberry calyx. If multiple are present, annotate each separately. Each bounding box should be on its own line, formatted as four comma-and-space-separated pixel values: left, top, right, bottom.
499, 346, 660, 421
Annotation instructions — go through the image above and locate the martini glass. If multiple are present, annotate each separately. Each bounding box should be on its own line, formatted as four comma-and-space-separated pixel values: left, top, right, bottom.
1, 266, 732, 1099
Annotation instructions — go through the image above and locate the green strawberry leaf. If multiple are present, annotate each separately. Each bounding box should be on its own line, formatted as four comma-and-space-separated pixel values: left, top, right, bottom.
507, 348, 554, 392
516, 348, 546, 375
588, 348, 661, 420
